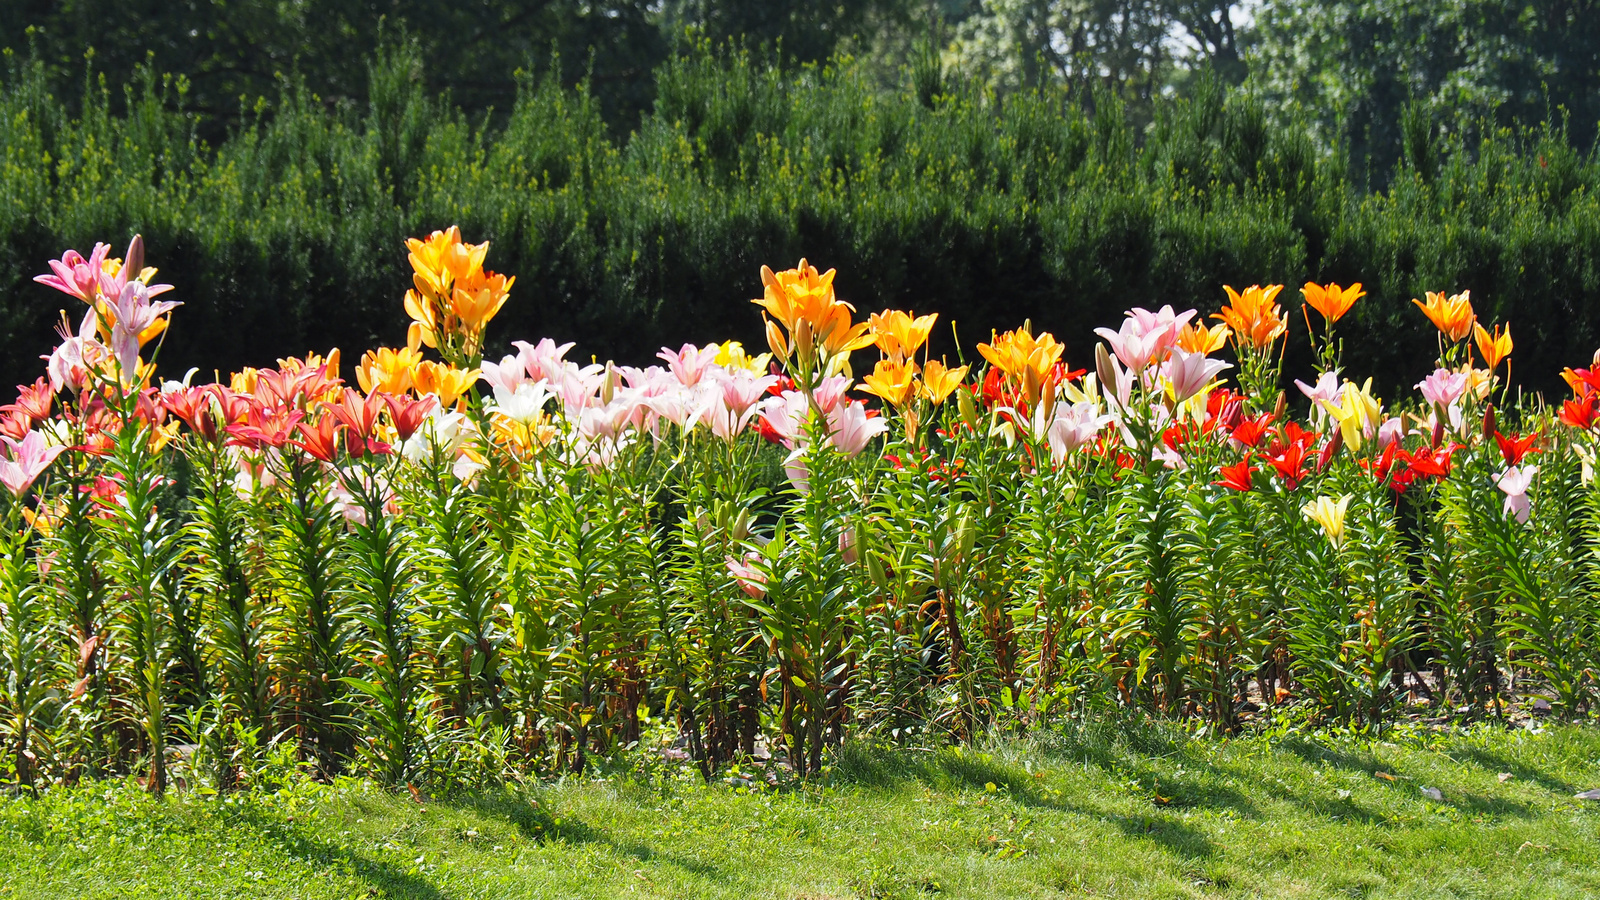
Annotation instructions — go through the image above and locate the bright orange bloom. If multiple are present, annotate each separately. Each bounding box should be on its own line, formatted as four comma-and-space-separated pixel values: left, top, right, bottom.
920, 359, 969, 405
752, 260, 874, 380
1213, 284, 1288, 350
978, 325, 1065, 408
411, 360, 481, 408
407, 226, 488, 297
403, 227, 509, 363
1177, 322, 1230, 355
1413, 290, 1475, 341
859, 358, 919, 408
869, 309, 939, 363
1301, 281, 1365, 325
1473, 322, 1512, 370
355, 335, 424, 395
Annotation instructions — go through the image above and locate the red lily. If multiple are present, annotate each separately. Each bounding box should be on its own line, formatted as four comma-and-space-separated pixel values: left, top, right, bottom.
1230, 413, 1275, 448
226, 403, 305, 451
1561, 394, 1599, 431
293, 416, 341, 463
385, 393, 436, 441
163, 386, 221, 442
327, 388, 391, 458
1214, 459, 1254, 492
1493, 430, 1540, 466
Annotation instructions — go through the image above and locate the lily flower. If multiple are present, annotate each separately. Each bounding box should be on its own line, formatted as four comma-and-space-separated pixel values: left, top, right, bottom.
1301, 281, 1364, 325
1301, 494, 1352, 547
1413, 290, 1475, 341
859, 358, 918, 408
869, 309, 938, 363
1214, 285, 1288, 349
1162, 348, 1231, 405
920, 359, 969, 405
1473, 322, 1513, 370
1176, 321, 1230, 355
0, 430, 67, 497
1214, 460, 1254, 492
1496, 465, 1538, 523
826, 401, 889, 456
1416, 368, 1469, 410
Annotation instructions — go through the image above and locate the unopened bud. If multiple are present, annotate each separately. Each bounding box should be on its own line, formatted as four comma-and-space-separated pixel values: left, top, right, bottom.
957, 387, 978, 431
765, 317, 790, 365
1431, 416, 1444, 449
1482, 403, 1497, 440
731, 508, 751, 542
1272, 391, 1287, 422
1095, 344, 1120, 402
1319, 428, 1343, 471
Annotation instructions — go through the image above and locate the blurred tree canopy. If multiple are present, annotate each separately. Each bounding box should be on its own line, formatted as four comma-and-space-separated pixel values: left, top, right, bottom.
3, 0, 1595, 167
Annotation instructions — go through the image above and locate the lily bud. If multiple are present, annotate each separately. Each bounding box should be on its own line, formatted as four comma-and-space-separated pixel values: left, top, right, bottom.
1431, 415, 1444, 449
1272, 391, 1287, 422
957, 387, 978, 431
765, 317, 790, 365
602, 361, 617, 405
1482, 403, 1497, 441
954, 510, 977, 563
731, 508, 751, 542
794, 319, 815, 372
1095, 344, 1120, 402
866, 550, 890, 591
1318, 428, 1343, 471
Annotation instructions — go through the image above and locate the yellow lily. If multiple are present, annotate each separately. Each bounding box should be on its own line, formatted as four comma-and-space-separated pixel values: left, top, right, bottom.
355, 336, 425, 395
711, 341, 772, 374
920, 359, 970, 405
869, 309, 939, 363
859, 358, 919, 408
1176, 321, 1230, 355
1302, 494, 1352, 548
1319, 378, 1382, 450
411, 360, 481, 408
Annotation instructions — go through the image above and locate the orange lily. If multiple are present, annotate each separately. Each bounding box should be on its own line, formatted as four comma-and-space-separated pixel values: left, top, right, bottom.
1473, 322, 1512, 370
1413, 290, 1475, 341
752, 259, 874, 383
1214, 285, 1288, 350
355, 334, 425, 395
1301, 281, 1364, 325
978, 325, 1065, 408
1177, 322, 1230, 355
411, 360, 481, 408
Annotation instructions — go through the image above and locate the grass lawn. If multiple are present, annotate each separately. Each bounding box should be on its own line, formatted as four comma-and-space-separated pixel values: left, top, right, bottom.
3, 721, 1599, 899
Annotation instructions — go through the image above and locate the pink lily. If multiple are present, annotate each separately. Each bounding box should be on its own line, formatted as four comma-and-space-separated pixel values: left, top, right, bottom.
1496, 465, 1538, 524
0, 430, 67, 498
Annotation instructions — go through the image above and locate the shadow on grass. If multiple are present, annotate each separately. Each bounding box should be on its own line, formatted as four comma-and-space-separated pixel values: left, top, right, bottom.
439, 790, 726, 882
1453, 747, 1577, 796
233, 806, 450, 900
1266, 735, 1539, 821
835, 736, 1223, 860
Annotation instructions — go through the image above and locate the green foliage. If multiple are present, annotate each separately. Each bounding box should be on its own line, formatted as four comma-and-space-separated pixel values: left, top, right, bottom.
5, 45, 1600, 399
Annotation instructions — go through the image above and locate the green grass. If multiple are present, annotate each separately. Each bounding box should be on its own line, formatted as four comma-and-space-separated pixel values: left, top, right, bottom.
3, 722, 1600, 899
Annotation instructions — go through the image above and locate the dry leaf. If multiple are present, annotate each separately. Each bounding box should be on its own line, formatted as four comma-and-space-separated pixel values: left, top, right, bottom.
1498, 773, 1514, 783
1375, 771, 1397, 782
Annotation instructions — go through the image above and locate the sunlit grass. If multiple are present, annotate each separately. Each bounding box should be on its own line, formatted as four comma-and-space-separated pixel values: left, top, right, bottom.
3, 722, 1598, 899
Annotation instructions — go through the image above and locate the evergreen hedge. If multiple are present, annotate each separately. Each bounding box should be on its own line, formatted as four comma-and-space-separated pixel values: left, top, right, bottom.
2, 44, 1598, 397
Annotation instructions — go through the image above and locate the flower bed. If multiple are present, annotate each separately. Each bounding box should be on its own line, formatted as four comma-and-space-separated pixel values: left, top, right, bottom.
0, 229, 1592, 790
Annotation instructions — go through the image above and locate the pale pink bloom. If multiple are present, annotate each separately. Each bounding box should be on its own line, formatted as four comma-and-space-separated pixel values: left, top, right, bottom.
1497, 465, 1538, 523
0, 431, 67, 497
552, 362, 608, 419
1094, 306, 1194, 372
1046, 402, 1112, 464
579, 395, 644, 442
645, 386, 712, 434
826, 401, 889, 457
838, 528, 857, 565
46, 308, 106, 393
479, 354, 530, 399
511, 338, 576, 383
782, 447, 810, 493
1377, 416, 1405, 451
705, 396, 759, 442
1416, 368, 1469, 409
657, 343, 721, 386
1162, 348, 1231, 404
1295, 371, 1342, 405
713, 369, 779, 418
107, 281, 182, 377
813, 376, 854, 413
725, 553, 767, 599
1153, 443, 1188, 471
760, 390, 811, 449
